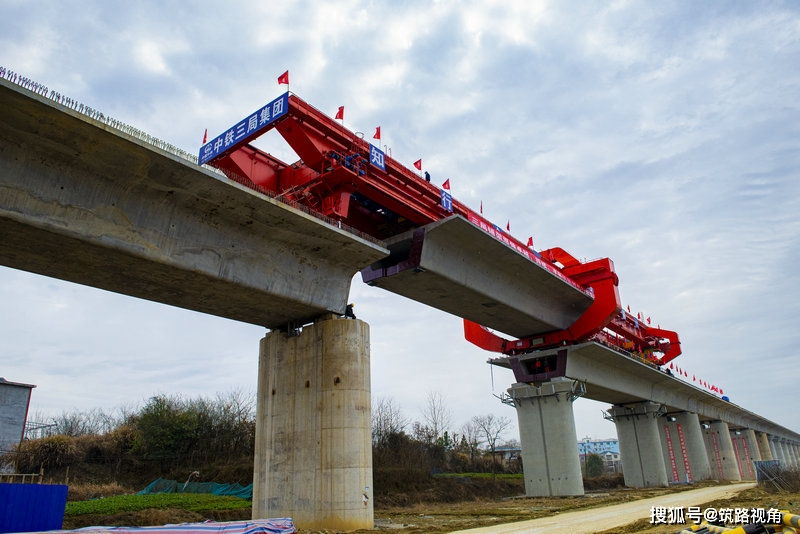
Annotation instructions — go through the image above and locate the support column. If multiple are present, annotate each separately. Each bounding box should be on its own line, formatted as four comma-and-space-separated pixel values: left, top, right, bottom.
609, 402, 668, 488
770, 437, 783, 465
253, 315, 373, 531
775, 438, 793, 469
509, 378, 584, 497
729, 429, 758, 480
756, 432, 773, 461
664, 413, 712, 482
702, 421, 741, 481
781, 439, 797, 469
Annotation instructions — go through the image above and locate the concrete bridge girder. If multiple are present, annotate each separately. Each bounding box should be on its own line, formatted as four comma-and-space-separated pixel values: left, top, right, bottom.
0, 80, 389, 329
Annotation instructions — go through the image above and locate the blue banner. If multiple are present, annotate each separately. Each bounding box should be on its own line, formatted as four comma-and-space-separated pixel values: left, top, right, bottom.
370, 144, 386, 171
198, 92, 289, 165
440, 189, 453, 212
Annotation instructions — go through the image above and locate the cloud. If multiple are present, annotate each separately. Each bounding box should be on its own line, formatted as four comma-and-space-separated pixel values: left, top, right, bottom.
1, 0, 799, 445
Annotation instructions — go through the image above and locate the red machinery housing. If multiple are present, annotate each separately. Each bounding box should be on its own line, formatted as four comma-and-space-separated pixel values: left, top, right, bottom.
200, 91, 681, 366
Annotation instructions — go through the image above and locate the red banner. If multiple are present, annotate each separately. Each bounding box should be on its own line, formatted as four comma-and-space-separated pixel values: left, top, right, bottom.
664, 425, 679, 482
741, 436, 755, 478
676, 423, 693, 482
711, 432, 723, 478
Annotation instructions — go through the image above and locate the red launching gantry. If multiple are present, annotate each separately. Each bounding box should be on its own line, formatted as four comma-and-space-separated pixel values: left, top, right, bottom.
199, 91, 680, 366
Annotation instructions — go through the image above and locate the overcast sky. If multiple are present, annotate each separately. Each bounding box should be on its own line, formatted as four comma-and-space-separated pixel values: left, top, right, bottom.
2, 1, 799, 446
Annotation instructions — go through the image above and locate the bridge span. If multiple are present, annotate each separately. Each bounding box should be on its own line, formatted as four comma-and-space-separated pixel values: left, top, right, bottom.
491, 342, 800, 495
2, 76, 800, 530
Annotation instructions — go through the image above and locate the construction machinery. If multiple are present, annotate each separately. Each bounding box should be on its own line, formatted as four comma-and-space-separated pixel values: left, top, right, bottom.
199, 91, 680, 366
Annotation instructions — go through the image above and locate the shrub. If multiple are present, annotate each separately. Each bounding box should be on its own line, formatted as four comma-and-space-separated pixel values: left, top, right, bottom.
15, 435, 77, 471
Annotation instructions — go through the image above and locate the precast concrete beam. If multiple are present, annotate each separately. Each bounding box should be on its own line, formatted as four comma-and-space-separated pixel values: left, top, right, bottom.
608, 402, 668, 488
508, 379, 584, 497
702, 421, 741, 481
361, 215, 593, 338
253, 315, 372, 531
0, 80, 389, 329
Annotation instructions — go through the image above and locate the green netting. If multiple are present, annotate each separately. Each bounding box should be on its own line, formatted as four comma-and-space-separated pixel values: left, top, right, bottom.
138, 477, 252, 499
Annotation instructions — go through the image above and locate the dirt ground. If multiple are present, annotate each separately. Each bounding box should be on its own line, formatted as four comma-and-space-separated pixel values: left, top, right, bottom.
295, 482, 800, 534
62, 481, 800, 534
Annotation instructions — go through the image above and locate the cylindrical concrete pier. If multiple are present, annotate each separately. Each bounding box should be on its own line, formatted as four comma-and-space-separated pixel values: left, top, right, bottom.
509, 378, 584, 497
702, 421, 741, 481
609, 402, 668, 488
252, 315, 373, 531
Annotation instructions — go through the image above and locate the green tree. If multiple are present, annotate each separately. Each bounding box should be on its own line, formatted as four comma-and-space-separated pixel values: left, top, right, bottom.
585, 452, 605, 478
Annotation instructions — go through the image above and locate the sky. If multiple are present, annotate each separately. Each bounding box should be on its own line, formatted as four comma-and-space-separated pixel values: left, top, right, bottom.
1, 1, 799, 446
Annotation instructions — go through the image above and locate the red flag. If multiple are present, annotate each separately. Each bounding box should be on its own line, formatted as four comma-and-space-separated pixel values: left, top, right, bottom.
526, 237, 533, 247
373, 126, 381, 140
442, 179, 450, 190
479, 201, 483, 214
335, 106, 344, 120
506, 220, 511, 232
627, 305, 631, 313
202, 128, 208, 144
413, 159, 422, 170
647, 316, 651, 324
278, 70, 289, 85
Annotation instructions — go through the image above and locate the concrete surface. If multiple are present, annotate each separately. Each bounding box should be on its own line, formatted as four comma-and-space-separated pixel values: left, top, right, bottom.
610, 402, 669, 488
252, 315, 373, 531
361, 215, 594, 338
509, 380, 584, 496
0, 79, 388, 329
493, 342, 800, 442
450, 482, 757, 534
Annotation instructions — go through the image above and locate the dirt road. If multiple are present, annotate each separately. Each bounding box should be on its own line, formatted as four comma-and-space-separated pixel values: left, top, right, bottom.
449, 482, 756, 533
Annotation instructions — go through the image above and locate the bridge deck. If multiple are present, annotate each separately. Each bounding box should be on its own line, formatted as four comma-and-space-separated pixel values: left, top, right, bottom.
0, 79, 388, 328
491, 341, 800, 439
362, 215, 594, 338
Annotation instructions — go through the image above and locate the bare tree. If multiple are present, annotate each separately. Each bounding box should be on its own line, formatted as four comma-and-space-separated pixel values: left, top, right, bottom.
372, 395, 409, 445
471, 413, 512, 458
459, 420, 484, 462
420, 391, 452, 443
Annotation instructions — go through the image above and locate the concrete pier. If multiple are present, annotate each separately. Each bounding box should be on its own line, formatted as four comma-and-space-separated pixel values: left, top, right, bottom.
770, 436, 784, 465
509, 379, 584, 497
666, 412, 712, 482
756, 432, 773, 461
702, 421, 741, 481
729, 429, 758, 480
780, 440, 795, 468
252, 315, 373, 531
609, 402, 668, 488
